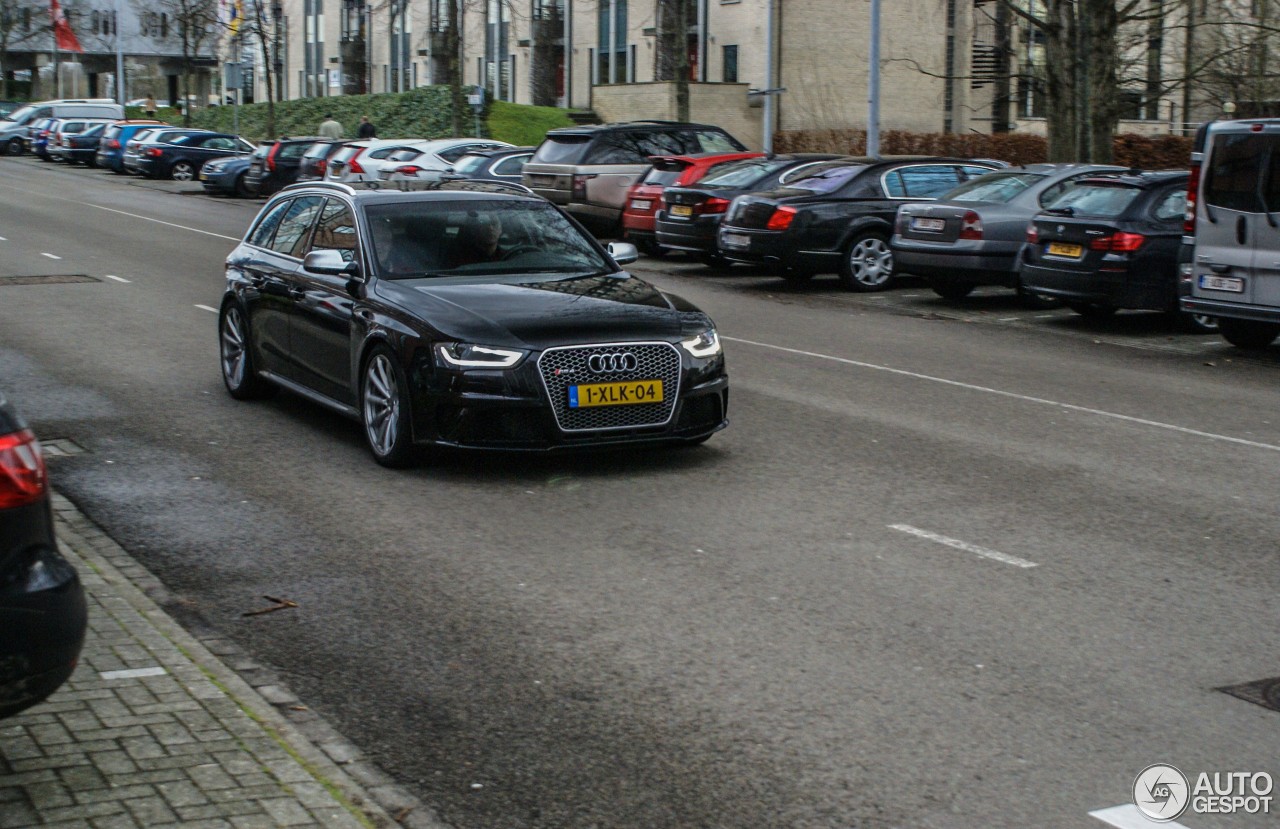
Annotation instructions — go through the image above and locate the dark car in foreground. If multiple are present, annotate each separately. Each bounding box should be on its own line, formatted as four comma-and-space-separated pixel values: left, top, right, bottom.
716, 157, 1001, 289
136, 132, 254, 181
0, 394, 87, 719
656, 153, 843, 266
245, 137, 322, 196
892, 163, 1124, 301
200, 154, 255, 197
1019, 170, 1215, 332
220, 182, 728, 466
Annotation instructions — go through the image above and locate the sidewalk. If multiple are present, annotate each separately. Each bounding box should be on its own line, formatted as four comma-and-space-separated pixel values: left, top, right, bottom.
0, 493, 446, 829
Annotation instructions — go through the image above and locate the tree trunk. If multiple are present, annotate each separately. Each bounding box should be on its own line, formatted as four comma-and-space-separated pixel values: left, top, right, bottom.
447, 0, 464, 137
1041, 0, 1077, 161
1082, 0, 1118, 162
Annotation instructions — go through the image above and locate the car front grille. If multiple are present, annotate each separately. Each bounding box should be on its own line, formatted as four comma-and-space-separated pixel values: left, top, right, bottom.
537, 342, 682, 432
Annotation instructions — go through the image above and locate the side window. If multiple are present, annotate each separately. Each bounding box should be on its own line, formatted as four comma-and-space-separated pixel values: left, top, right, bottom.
1152, 187, 1188, 222
896, 165, 963, 197
692, 130, 741, 153
1205, 133, 1273, 212
882, 170, 906, 197
280, 143, 310, 160
204, 137, 235, 150
959, 165, 996, 181
305, 199, 359, 263
492, 154, 530, 176
268, 196, 324, 258
368, 145, 410, 160
248, 199, 293, 248
586, 132, 650, 164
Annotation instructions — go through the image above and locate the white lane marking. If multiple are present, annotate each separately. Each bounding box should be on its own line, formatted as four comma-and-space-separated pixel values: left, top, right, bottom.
889, 524, 1038, 568
82, 203, 241, 241
195, 304, 219, 313
100, 666, 168, 680
0, 236, 7, 241
103, 274, 131, 283
41, 252, 61, 259
724, 336, 1280, 453
998, 317, 1018, 322
1089, 804, 1189, 828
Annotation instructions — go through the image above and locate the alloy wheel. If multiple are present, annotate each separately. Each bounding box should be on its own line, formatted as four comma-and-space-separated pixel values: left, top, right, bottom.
220, 306, 247, 388
363, 354, 400, 457
171, 161, 195, 181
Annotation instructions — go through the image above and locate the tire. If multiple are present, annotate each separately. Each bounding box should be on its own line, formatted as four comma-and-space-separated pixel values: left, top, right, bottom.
926, 276, 975, 301
170, 160, 196, 181
1066, 302, 1117, 320
1173, 310, 1219, 334
234, 172, 254, 198
219, 303, 275, 400
1217, 317, 1280, 349
838, 232, 895, 292
5, 137, 22, 156
361, 346, 418, 467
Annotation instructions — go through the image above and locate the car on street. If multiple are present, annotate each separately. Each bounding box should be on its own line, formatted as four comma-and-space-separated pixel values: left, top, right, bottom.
0, 101, 19, 118
323, 139, 439, 183
621, 151, 765, 256
295, 139, 348, 182
200, 154, 256, 197
135, 132, 254, 181
28, 118, 57, 159
375, 138, 515, 182
121, 127, 211, 174
1018, 170, 1215, 331
715, 156, 1002, 289
244, 137, 324, 196
1, 99, 123, 155
892, 163, 1125, 302
437, 145, 536, 186
219, 181, 729, 465
0, 393, 87, 720
522, 121, 748, 235
93, 120, 168, 172
654, 154, 846, 266
51, 122, 112, 165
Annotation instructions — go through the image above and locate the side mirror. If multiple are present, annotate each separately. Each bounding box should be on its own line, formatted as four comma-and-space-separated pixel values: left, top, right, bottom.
606, 241, 639, 266
303, 249, 360, 277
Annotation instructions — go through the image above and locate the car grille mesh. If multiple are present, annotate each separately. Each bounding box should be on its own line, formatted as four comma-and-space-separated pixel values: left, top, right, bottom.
538, 343, 681, 432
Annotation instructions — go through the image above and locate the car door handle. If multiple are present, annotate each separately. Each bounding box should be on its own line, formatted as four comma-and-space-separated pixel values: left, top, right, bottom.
1210, 263, 1232, 273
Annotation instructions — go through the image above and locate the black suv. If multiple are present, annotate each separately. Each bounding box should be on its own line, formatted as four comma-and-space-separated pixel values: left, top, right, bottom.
715, 157, 1000, 290
521, 121, 746, 234
246, 137, 325, 196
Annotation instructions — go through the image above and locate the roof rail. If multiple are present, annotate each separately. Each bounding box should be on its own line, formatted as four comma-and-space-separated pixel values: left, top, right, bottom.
282, 180, 358, 196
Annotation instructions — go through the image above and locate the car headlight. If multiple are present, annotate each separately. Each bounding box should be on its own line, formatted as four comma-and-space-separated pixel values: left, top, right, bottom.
435, 342, 526, 369
680, 329, 721, 358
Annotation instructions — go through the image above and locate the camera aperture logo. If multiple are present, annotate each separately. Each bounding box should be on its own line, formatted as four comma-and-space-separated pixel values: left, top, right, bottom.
1134, 764, 1190, 821
1133, 763, 1274, 821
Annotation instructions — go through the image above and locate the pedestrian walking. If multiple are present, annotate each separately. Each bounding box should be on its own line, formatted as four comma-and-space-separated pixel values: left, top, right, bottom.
357, 115, 377, 139
318, 114, 344, 139
144, 96, 156, 118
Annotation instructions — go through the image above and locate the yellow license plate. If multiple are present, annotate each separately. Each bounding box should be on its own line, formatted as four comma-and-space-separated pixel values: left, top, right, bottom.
671, 205, 693, 217
569, 380, 664, 408
1047, 242, 1083, 257
198, 173, 207, 181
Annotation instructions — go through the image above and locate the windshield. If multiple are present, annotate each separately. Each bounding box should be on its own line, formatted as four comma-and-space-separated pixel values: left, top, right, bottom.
531, 135, 591, 164
786, 163, 866, 194
303, 142, 333, 158
3, 104, 37, 124
366, 200, 612, 279
642, 162, 691, 186
942, 172, 1044, 203
1043, 183, 1141, 218
452, 154, 489, 174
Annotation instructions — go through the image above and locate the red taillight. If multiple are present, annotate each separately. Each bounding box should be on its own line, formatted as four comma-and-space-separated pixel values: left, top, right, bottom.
108, 139, 120, 149
146, 147, 163, 157
0, 429, 47, 509
393, 165, 423, 177
699, 197, 731, 215
316, 159, 327, 174
1185, 162, 1200, 235
266, 143, 280, 172
347, 148, 367, 175
766, 205, 798, 231
1090, 231, 1145, 252
959, 210, 983, 240
1025, 223, 1038, 243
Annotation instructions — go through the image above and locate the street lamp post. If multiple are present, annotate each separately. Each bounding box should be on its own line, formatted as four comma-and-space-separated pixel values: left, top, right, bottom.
271, 1, 283, 101
114, 0, 125, 104
867, 0, 881, 158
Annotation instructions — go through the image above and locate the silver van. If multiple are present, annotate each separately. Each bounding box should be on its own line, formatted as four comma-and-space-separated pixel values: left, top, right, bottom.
0, 99, 124, 155
521, 121, 746, 234
1180, 118, 1280, 347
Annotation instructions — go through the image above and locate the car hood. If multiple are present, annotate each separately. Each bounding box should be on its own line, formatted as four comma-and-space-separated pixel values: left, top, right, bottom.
376, 272, 701, 347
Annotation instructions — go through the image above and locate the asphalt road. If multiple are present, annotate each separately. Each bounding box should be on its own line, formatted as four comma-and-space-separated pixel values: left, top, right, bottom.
2, 157, 1278, 829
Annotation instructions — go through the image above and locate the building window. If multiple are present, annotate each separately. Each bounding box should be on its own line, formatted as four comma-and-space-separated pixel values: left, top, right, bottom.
722, 44, 738, 83
596, 0, 627, 84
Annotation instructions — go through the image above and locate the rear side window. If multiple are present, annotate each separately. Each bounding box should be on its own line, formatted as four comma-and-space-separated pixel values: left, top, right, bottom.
248, 200, 293, 247
532, 134, 592, 164
642, 161, 691, 186
1204, 133, 1272, 212
269, 196, 325, 258
691, 130, 744, 153
699, 158, 787, 188
1044, 183, 1141, 218
1152, 187, 1188, 221
491, 154, 529, 175
279, 143, 311, 160
453, 154, 488, 174
788, 163, 865, 194
885, 165, 963, 198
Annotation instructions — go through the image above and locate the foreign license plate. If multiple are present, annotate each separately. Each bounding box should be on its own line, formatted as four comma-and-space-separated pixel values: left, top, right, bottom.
910, 217, 945, 232
569, 380, 664, 408
720, 232, 750, 250
671, 204, 693, 218
1047, 242, 1084, 258
1199, 274, 1244, 293
630, 198, 653, 211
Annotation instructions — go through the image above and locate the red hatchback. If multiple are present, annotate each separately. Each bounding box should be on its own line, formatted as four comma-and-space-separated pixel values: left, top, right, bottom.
623, 152, 763, 255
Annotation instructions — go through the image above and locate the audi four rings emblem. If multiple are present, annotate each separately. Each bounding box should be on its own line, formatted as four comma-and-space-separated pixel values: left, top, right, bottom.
588, 353, 638, 373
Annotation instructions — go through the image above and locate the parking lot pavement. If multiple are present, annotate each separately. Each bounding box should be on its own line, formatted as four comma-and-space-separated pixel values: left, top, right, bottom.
0, 493, 447, 829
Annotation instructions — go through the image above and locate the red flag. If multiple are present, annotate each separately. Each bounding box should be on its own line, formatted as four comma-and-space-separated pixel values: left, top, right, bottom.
50, 0, 83, 52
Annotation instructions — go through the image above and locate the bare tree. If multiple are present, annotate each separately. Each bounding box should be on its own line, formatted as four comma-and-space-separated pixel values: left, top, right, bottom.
146, 0, 222, 124
654, 0, 693, 120
237, 0, 280, 134
0, 0, 48, 99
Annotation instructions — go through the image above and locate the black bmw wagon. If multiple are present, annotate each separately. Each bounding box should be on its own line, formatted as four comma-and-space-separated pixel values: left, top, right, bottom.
219, 182, 728, 465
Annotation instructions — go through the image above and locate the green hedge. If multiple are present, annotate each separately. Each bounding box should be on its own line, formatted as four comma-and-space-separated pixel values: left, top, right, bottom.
156, 87, 572, 145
